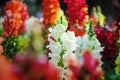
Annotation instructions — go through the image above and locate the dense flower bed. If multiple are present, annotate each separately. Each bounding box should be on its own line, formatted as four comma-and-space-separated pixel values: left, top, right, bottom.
0, 0, 120, 80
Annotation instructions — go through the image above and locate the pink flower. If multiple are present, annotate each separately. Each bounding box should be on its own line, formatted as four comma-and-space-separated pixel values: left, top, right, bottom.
69, 50, 104, 80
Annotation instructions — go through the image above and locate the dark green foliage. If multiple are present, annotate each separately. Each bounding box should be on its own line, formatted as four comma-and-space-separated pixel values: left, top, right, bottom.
2, 36, 18, 58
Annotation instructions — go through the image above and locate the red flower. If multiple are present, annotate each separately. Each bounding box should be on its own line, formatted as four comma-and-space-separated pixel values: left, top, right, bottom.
94, 26, 118, 67
82, 50, 103, 80
42, 0, 60, 26
69, 25, 85, 36
13, 53, 59, 80
64, 0, 87, 36
69, 50, 103, 80
3, 0, 29, 36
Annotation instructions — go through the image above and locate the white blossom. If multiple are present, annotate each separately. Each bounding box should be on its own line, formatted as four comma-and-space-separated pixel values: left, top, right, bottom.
47, 22, 78, 79
75, 34, 103, 61
49, 53, 60, 66
48, 24, 67, 40
60, 31, 77, 53
47, 39, 62, 54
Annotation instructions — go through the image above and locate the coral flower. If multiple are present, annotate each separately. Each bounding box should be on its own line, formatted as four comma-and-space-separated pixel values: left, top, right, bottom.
3, 0, 29, 36
42, 0, 60, 26
64, 0, 87, 36
3, 10, 22, 37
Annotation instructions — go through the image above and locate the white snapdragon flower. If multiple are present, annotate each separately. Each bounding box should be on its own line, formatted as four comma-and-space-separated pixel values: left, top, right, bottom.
47, 39, 62, 66
49, 52, 60, 66
49, 24, 67, 40
75, 34, 103, 61
60, 31, 77, 53
47, 39, 62, 54
47, 21, 78, 79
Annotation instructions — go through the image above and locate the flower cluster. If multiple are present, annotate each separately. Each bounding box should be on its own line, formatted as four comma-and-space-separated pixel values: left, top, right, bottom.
47, 20, 78, 79
70, 50, 104, 80
64, 0, 87, 36
75, 34, 103, 62
3, 10, 22, 37
95, 26, 118, 66
3, 0, 29, 36
2, 0, 29, 58
75, 21, 103, 64
42, 0, 60, 26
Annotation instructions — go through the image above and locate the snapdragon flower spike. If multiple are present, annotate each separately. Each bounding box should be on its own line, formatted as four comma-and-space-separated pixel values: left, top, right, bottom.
2, 0, 29, 58
70, 50, 104, 80
3, 10, 22, 37
4, 0, 29, 34
74, 22, 103, 63
64, 0, 87, 36
42, 0, 60, 26
94, 26, 118, 68
47, 19, 77, 80
2, 10, 20, 58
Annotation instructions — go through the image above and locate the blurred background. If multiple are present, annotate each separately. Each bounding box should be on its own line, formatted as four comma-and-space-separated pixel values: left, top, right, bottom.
0, 0, 120, 25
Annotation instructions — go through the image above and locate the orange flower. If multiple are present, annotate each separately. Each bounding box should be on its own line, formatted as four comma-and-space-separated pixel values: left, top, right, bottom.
3, 10, 22, 37
3, 0, 29, 36
42, 0, 60, 26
